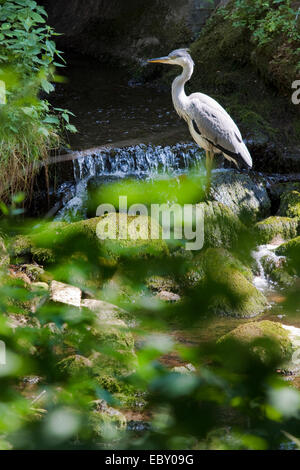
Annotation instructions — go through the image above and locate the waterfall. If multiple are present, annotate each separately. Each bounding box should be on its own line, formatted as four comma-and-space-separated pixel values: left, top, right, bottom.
56, 143, 203, 221
252, 244, 285, 292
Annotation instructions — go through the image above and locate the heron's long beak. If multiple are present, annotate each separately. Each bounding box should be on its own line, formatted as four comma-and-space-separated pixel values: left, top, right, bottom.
147, 56, 170, 64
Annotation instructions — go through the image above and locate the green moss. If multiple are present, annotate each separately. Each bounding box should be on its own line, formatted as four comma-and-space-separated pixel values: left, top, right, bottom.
10, 215, 169, 267
255, 216, 299, 244
279, 191, 300, 218
186, 3, 300, 148
276, 236, 300, 274
146, 275, 180, 294
89, 400, 126, 438
58, 354, 93, 376
90, 322, 137, 378
218, 320, 293, 364
197, 201, 248, 249
260, 254, 294, 287
200, 248, 267, 318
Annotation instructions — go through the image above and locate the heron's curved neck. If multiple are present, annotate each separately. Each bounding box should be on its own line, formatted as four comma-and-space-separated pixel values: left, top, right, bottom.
172, 61, 193, 120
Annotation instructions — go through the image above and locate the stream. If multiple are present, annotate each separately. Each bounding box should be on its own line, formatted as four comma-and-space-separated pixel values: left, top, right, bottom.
50, 58, 300, 407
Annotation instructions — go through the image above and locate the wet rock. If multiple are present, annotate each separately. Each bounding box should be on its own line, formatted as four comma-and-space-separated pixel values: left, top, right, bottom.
50, 280, 81, 307
156, 290, 181, 302
211, 170, 271, 224
254, 216, 299, 244
199, 248, 267, 318
279, 191, 300, 218
218, 320, 294, 364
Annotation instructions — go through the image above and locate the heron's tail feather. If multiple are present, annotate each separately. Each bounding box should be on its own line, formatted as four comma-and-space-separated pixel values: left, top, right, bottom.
239, 143, 252, 168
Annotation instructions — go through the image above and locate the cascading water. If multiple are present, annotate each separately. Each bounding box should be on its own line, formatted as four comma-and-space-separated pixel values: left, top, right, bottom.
252, 244, 285, 292
56, 143, 203, 220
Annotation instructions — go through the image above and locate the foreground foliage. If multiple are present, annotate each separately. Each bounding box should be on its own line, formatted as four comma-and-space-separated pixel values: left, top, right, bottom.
0, 0, 75, 201
0, 176, 300, 450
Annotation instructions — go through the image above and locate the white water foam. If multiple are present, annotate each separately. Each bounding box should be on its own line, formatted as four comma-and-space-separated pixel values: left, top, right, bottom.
56, 143, 203, 221
252, 244, 285, 292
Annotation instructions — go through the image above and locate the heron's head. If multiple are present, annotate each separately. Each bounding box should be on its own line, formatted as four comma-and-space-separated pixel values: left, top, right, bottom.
148, 49, 194, 68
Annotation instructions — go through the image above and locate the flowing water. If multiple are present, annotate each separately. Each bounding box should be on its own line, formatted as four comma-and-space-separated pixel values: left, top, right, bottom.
51, 58, 300, 403
55, 143, 204, 220
252, 243, 285, 292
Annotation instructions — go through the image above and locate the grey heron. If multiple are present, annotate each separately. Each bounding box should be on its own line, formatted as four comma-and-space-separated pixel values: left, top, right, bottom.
148, 49, 252, 194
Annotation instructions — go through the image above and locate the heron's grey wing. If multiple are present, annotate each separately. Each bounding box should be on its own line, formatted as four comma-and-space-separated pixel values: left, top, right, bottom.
190, 92, 243, 141
189, 98, 252, 167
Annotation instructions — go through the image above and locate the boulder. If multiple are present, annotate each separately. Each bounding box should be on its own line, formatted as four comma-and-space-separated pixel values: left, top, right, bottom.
89, 399, 126, 438
50, 280, 81, 307
81, 298, 128, 326
211, 170, 271, 223
276, 236, 300, 274
218, 320, 294, 364
156, 290, 181, 302
11, 215, 169, 266
196, 201, 248, 249
58, 354, 93, 376
278, 191, 300, 218
254, 216, 299, 244
198, 248, 267, 318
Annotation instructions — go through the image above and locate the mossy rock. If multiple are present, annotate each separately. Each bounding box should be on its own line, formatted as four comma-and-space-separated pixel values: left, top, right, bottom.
196, 201, 248, 249
58, 354, 93, 376
89, 400, 126, 438
276, 236, 300, 274
90, 322, 137, 378
200, 248, 267, 318
254, 216, 299, 244
218, 321, 293, 364
279, 191, 300, 218
211, 171, 271, 224
10, 215, 169, 266
260, 255, 294, 287
22, 264, 45, 281
146, 275, 180, 294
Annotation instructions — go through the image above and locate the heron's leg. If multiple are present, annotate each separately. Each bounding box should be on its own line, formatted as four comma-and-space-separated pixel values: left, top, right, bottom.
205, 150, 213, 197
